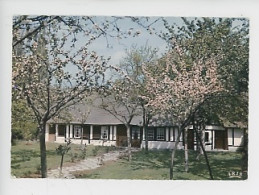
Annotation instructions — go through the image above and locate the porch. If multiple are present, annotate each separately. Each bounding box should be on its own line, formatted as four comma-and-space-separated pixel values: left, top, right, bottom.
45, 123, 143, 147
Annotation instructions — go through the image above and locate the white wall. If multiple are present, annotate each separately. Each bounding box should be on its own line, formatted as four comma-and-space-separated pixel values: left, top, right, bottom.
141, 141, 183, 150
227, 128, 244, 147
55, 136, 66, 143
88, 140, 116, 146
234, 129, 244, 146
228, 129, 233, 146
54, 138, 116, 146
228, 146, 241, 152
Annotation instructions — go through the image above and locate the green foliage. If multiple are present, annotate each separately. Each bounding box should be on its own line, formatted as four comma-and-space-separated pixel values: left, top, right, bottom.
162, 17, 248, 126
164, 17, 249, 94
56, 141, 71, 156
119, 44, 158, 83
70, 153, 79, 163
11, 99, 38, 142
92, 146, 100, 156
80, 145, 87, 159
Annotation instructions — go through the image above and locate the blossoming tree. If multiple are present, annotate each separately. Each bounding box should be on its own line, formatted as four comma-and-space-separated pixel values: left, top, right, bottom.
142, 39, 225, 179
12, 17, 109, 177
99, 69, 142, 161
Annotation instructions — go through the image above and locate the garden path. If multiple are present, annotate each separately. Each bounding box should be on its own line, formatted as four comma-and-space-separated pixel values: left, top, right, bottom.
47, 148, 134, 179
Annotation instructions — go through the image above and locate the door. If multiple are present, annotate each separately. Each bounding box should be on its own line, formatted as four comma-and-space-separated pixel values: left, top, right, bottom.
215, 130, 228, 150
116, 125, 127, 147
48, 124, 56, 142
131, 126, 141, 148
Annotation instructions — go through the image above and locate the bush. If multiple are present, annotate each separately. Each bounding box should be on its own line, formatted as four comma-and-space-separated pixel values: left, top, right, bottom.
92, 146, 100, 156
80, 146, 87, 159
70, 153, 79, 162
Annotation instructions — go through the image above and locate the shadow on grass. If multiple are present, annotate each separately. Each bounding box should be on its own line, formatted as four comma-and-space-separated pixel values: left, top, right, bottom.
127, 150, 244, 180
11, 150, 40, 164
207, 152, 243, 180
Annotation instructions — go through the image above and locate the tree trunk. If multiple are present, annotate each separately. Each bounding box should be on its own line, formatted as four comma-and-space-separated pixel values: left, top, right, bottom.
59, 154, 64, 177
143, 108, 148, 152
126, 125, 132, 161
145, 126, 148, 152
184, 128, 189, 172
39, 121, 47, 178
196, 124, 205, 160
241, 128, 248, 179
200, 126, 205, 155
193, 122, 213, 180
170, 126, 182, 180
81, 125, 83, 147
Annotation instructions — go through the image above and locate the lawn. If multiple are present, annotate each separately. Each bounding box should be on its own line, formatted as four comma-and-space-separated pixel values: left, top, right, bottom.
73, 149, 246, 180
11, 141, 246, 180
11, 140, 118, 178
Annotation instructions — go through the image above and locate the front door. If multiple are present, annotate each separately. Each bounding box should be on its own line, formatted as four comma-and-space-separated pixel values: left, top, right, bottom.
215, 130, 228, 150
131, 126, 141, 148
48, 124, 56, 142
116, 125, 127, 147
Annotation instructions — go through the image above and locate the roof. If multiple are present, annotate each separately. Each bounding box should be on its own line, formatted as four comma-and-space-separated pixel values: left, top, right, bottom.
49, 96, 246, 129
51, 96, 143, 126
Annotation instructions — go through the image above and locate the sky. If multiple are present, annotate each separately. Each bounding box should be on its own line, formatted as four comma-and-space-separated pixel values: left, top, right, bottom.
55, 16, 184, 82
77, 16, 182, 66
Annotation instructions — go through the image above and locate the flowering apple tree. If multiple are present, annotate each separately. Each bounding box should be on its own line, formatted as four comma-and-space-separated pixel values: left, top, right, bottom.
12, 17, 110, 177
142, 39, 225, 179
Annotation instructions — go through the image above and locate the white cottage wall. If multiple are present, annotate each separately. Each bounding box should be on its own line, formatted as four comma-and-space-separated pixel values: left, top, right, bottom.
234, 129, 244, 146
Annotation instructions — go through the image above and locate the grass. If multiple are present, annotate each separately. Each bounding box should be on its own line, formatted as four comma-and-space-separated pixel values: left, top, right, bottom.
73, 149, 246, 180
11, 140, 118, 178
11, 141, 246, 180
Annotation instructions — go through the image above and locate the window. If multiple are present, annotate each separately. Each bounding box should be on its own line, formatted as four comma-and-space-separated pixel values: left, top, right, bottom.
58, 125, 66, 136
204, 131, 211, 144
101, 126, 109, 140
74, 125, 82, 138
157, 128, 165, 141
132, 126, 140, 140
49, 124, 55, 134
147, 128, 154, 141
205, 132, 209, 142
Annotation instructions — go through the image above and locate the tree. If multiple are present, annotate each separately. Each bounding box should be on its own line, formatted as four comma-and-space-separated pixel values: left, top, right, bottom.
152, 17, 249, 179
12, 16, 109, 177
118, 45, 158, 152
100, 79, 142, 161
73, 99, 92, 147
142, 39, 225, 179
11, 99, 38, 143
162, 17, 249, 121
56, 139, 71, 177
12, 15, 164, 177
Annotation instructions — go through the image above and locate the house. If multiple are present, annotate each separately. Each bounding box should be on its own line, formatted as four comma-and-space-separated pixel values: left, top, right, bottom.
45, 100, 246, 152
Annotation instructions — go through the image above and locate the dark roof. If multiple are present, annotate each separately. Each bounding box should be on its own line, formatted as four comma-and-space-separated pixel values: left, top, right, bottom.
50, 96, 244, 129
51, 96, 143, 126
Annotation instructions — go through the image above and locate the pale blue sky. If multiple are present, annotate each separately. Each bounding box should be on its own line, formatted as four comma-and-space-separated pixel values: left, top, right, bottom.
62, 16, 184, 81
86, 16, 183, 65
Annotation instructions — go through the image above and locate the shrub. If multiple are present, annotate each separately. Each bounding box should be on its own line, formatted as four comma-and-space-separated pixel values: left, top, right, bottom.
70, 153, 79, 162
92, 146, 100, 156
80, 146, 87, 159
